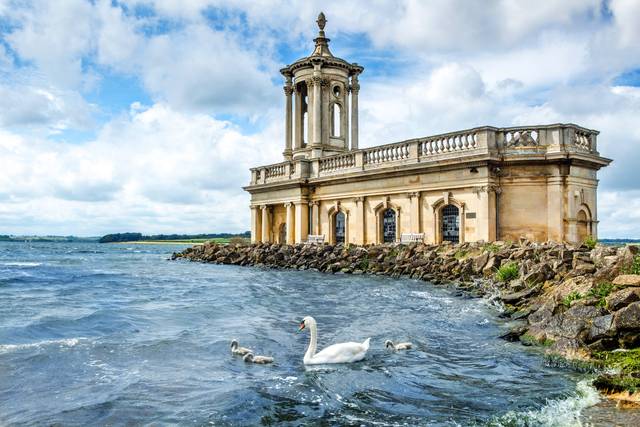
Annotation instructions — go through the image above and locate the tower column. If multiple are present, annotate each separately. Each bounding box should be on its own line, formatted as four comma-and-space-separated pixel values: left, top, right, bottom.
294, 87, 303, 150
350, 73, 360, 150
283, 74, 293, 160
261, 205, 271, 243
311, 70, 322, 148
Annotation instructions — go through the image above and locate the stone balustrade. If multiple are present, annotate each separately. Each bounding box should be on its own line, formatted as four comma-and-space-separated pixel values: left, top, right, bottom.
249, 124, 599, 185
319, 152, 356, 172
363, 142, 411, 164
418, 130, 478, 155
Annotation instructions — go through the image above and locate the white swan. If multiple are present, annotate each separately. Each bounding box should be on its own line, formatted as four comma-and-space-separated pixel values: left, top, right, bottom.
230, 339, 252, 356
243, 353, 274, 364
385, 340, 413, 351
298, 316, 370, 365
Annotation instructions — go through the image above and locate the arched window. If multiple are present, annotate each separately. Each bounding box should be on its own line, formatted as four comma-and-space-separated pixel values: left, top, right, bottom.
441, 205, 460, 243
303, 95, 308, 145
335, 211, 345, 244
383, 209, 396, 243
331, 103, 341, 137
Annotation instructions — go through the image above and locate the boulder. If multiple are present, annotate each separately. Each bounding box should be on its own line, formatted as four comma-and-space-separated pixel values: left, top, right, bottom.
606, 288, 640, 311
558, 304, 604, 339
528, 301, 557, 325
499, 325, 527, 342
473, 252, 489, 273
613, 301, 640, 331
482, 257, 497, 276
612, 274, 640, 287
586, 314, 614, 342
572, 261, 597, 276
500, 285, 541, 305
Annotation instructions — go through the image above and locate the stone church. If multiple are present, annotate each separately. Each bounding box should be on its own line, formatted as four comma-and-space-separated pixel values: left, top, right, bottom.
244, 13, 611, 246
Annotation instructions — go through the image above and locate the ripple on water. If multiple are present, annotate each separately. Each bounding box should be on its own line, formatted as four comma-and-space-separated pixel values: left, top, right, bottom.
0, 242, 604, 426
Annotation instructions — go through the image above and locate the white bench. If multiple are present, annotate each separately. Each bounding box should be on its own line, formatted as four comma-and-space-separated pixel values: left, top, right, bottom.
400, 233, 424, 244
306, 234, 325, 244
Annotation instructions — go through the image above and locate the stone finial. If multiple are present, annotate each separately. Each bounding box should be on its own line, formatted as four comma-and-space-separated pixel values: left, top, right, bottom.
316, 12, 327, 31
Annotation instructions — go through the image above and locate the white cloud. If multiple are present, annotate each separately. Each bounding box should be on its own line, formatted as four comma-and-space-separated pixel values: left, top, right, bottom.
6, 0, 96, 90
0, 84, 93, 130
0, 0, 640, 236
0, 103, 282, 235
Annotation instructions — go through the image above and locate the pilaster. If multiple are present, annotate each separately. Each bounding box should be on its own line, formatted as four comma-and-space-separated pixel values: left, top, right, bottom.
408, 192, 421, 233
350, 73, 360, 150
285, 202, 295, 244
260, 205, 271, 243
283, 75, 293, 160
294, 201, 309, 243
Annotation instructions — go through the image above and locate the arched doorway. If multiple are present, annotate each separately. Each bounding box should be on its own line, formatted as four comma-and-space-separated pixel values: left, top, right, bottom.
441, 205, 459, 243
383, 209, 396, 243
279, 223, 286, 244
577, 210, 589, 243
335, 211, 346, 244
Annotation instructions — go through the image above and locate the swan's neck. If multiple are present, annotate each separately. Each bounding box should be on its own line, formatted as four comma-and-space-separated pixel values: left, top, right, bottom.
304, 320, 318, 362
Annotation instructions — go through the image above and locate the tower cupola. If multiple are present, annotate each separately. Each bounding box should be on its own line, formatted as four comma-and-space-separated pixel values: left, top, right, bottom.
280, 13, 364, 160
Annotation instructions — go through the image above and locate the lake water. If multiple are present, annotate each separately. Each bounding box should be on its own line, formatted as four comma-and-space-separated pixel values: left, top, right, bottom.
0, 242, 603, 426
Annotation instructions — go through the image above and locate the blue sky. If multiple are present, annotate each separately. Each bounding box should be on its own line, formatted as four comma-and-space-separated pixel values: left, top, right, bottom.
0, 0, 640, 237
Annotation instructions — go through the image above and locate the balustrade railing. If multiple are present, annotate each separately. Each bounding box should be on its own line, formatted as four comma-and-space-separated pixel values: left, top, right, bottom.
319, 152, 356, 172
265, 163, 286, 178
364, 142, 411, 164
250, 124, 599, 185
419, 131, 477, 155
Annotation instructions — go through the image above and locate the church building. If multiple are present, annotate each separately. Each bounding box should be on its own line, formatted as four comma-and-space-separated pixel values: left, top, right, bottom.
244, 13, 611, 246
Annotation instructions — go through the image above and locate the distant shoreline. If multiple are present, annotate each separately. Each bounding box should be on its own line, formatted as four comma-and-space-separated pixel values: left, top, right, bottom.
112, 241, 208, 245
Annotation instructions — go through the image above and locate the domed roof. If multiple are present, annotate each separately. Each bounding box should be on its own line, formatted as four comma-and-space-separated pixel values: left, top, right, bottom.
280, 12, 363, 77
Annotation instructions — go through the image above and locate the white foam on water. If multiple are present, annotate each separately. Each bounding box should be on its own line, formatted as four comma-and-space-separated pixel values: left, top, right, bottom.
0, 337, 84, 354
490, 379, 600, 427
0, 261, 42, 267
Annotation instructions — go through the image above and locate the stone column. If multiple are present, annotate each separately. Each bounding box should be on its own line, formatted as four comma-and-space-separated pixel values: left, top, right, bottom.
285, 202, 295, 244
311, 69, 322, 148
261, 205, 270, 243
354, 197, 365, 245
350, 73, 360, 151
294, 86, 302, 149
283, 75, 293, 160
408, 192, 421, 233
251, 206, 262, 243
310, 201, 320, 235
294, 202, 309, 244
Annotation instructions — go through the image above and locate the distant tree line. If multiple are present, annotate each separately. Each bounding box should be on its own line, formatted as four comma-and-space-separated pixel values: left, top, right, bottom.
98, 231, 250, 243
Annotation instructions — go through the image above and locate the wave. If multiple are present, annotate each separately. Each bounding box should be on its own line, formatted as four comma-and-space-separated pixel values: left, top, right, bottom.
0, 337, 85, 354
487, 379, 600, 427
0, 261, 43, 267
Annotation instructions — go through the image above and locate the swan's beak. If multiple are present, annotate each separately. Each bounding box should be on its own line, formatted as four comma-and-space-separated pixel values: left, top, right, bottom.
297, 322, 305, 332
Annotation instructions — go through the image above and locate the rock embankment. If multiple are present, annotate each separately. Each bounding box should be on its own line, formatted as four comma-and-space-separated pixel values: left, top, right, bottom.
173, 239, 640, 406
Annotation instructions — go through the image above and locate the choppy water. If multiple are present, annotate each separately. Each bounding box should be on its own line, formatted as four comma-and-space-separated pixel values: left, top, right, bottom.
0, 242, 603, 426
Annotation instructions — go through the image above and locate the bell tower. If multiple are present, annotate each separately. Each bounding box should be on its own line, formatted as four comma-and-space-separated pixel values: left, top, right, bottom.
281, 12, 364, 160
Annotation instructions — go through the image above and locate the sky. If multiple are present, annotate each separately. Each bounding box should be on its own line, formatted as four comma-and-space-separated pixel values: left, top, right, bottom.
0, 0, 639, 238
